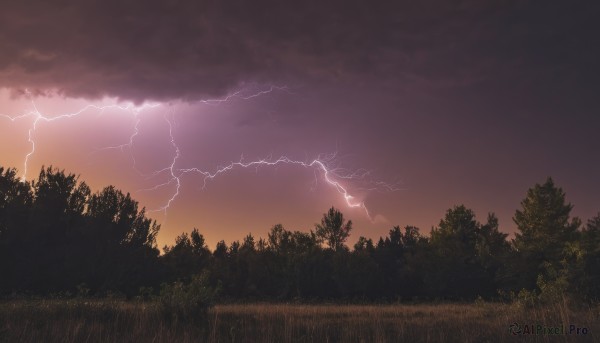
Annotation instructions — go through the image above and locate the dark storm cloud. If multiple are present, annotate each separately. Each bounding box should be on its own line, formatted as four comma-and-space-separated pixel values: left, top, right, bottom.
0, 0, 597, 102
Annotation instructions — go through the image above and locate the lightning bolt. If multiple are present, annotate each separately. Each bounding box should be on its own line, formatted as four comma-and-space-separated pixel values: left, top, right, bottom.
176, 155, 371, 215
0, 86, 399, 222
0, 89, 159, 180
89, 115, 145, 176
136, 112, 182, 213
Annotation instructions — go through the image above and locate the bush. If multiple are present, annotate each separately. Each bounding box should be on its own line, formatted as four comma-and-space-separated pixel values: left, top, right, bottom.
516, 288, 538, 308
537, 273, 568, 305
136, 286, 154, 302
157, 272, 219, 322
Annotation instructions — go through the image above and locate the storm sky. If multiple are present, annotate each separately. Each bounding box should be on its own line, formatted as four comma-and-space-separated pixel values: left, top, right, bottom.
1, 1, 599, 248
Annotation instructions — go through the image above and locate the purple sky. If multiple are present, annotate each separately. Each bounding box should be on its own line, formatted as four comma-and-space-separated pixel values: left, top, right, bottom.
0, 1, 599, 248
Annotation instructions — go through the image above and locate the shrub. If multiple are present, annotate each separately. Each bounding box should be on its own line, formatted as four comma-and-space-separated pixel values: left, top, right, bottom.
157, 272, 219, 322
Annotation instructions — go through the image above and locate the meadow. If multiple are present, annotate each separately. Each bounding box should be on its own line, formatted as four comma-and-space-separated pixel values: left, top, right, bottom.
1, 300, 598, 342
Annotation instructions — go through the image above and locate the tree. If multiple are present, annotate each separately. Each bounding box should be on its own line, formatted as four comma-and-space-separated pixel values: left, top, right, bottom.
476, 214, 509, 262
268, 224, 291, 254
427, 205, 500, 298
354, 236, 374, 253
402, 226, 425, 249
163, 228, 211, 281
83, 185, 161, 296
0, 167, 33, 292
573, 213, 600, 300
190, 228, 210, 257
430, 205, 479, 258
512, 178, 580, 290
17, 167, 92, 292
0, 167, 32, 240
315, 207, 352, 252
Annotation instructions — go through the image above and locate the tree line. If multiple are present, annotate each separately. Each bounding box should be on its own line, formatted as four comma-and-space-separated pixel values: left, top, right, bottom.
1, 166, 599, 302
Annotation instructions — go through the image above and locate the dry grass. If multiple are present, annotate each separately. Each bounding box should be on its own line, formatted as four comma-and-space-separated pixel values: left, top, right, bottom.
209, 302, 599, 342
1, 300, 598, 342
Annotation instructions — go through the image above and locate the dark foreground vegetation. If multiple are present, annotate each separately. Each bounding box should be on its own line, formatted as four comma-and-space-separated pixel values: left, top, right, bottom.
2, 299, 599, 342
1, 165, 600, 340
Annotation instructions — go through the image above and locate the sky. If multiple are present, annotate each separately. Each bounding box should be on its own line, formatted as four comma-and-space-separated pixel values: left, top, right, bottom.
0, 1, 599, 249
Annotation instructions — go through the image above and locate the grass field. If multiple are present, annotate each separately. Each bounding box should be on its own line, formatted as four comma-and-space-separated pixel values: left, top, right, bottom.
1, 300, 598, 342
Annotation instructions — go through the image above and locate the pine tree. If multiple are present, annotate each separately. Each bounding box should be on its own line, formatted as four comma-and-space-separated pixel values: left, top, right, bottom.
512, 177, 580, 290
513, 178, 580, 263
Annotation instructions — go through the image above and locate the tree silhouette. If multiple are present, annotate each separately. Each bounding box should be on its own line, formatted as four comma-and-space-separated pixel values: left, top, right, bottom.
0, 167, 32, 240
572, 213, 600, 300
315, 207, 352, 252
0, 166, 163, 296
3, 164, 600, 303
0, 167, 33, 292
163, 228, 211, 282
512, 177, 581, 290
426, 205, 502, 298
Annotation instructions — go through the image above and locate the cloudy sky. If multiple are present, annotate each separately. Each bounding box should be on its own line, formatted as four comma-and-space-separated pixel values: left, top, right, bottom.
1, 0, 598, 248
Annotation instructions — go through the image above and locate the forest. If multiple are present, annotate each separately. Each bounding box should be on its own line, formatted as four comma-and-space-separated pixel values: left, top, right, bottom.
1, 165, 599, 304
